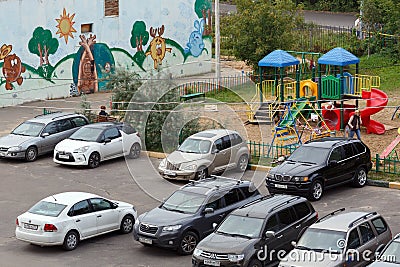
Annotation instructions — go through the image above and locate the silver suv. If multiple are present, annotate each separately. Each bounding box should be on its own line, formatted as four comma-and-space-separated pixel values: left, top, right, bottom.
279, 208, 392, 267
158, 129, 250, 180
0, 112, 88, 161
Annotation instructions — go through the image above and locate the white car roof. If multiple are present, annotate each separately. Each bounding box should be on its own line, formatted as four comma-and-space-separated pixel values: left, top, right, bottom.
41, 192, 101, 206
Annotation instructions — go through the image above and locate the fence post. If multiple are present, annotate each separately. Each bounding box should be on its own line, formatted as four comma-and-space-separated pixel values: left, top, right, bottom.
375, 154, 380, 173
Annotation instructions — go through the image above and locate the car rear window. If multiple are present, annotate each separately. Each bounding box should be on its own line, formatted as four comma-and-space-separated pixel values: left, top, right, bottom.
294, 202, 311, 219
28, 201, 67, 217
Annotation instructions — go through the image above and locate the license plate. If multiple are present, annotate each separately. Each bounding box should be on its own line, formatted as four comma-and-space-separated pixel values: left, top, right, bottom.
24, 223, 38, 230
58, 154, 69, 159
0, 151, 5, 157
139, 237, 153, 244
164, 170, 176, 176
204, 260, 220, 266
275, 184, 287, 189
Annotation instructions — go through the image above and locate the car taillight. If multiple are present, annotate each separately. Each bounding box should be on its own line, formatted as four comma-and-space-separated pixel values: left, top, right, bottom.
44, 224, 58, 232
16, 218, 19, 226
316, 211, 319, 219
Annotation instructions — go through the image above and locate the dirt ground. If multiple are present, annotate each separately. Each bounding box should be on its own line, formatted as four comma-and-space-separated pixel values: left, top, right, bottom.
222, 58, 400, 157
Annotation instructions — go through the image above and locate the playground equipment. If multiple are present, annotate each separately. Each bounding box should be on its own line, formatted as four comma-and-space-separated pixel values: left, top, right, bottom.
380, 128, 400, 159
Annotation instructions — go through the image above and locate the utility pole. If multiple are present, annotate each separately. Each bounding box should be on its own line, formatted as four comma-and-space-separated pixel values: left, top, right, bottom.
215, 0, 221, 86
360, 0, 363, 39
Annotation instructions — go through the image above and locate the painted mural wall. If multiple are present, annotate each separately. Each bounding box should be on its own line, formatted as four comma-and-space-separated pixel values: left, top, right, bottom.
0, 0, 213, 107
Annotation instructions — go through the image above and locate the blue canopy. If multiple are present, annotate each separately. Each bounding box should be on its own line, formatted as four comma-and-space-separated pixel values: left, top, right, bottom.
258, 50, 300, 67
318, 47, 360, 66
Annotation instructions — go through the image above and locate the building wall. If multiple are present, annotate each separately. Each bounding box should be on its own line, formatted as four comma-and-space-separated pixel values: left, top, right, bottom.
0, 0, 213, 106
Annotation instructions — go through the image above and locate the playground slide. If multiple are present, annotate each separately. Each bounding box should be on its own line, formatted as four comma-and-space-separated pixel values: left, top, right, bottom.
381, 135, 400, 159
279, 101, 307, 127
359, 88, 388, 134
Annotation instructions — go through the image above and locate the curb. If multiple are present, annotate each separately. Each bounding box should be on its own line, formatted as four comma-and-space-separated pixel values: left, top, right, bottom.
248, 164, 272, 172
146, 151, 167, 159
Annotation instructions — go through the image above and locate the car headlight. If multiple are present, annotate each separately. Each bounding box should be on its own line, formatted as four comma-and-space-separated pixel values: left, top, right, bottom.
8, 146, 22, 152
266, 173, 275, 180
159, 158, 166, 168
182, 164, 197, 171
73, 146, 90, 153
162, 224, 182, 232
292, 176, 309, 182
193, 248, 203, 257
228, 254, 245, 262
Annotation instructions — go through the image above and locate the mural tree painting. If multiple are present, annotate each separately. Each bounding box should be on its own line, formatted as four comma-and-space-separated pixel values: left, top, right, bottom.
28, 27, 59, 79
130, 21, 149, 64
195, 0, 212, 35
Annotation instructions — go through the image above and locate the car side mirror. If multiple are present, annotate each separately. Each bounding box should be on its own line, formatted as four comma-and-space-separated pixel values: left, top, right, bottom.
329, 160, 338, 166
278, 156, 286, 162
203, 207, 214, 214
265, 231, 275, 239
212, 223, 218, 229
211, 148, 219, 154
112, 203, 118, 209
104, 138, 111, 144
291, 241, 297, 247
41, 132, 50, 138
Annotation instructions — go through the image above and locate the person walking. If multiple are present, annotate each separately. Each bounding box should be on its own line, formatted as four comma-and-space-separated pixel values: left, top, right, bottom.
348, 109, 362, 140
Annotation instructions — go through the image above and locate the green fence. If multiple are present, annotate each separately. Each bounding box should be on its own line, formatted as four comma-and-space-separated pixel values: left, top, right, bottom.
247, 141, 299, 160
374, 154, 400, 175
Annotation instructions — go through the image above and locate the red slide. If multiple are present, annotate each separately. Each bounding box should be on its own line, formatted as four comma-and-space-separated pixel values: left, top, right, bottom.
359, 88, 388, 134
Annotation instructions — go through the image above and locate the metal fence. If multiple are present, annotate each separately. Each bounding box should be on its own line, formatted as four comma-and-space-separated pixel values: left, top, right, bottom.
374, 154, 400, 175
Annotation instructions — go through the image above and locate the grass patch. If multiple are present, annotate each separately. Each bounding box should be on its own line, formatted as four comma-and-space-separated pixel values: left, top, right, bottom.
205, 88, 247, 103
368, 171, 400, 182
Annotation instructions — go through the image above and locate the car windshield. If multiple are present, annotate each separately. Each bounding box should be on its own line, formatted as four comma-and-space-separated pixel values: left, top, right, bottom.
11, 121, 45, 137
288, 146, 331, 165
178, 138, 211, 154
28, 201, 67, 217
296, 228, 346, 253
69, 127, 103, 142
161, 190, 206, 214
380, 241, 400, 263
216, 215, 264, 238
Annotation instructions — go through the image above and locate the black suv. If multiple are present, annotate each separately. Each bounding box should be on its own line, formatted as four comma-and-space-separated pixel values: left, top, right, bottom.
192, 195, 318, 267
266, 137, 372, 201
133, 176, 261, 255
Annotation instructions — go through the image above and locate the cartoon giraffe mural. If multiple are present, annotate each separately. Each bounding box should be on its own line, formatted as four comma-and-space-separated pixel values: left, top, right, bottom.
145, 25, 172, 69
0, 44, 26, 90
77, 34, 98, 94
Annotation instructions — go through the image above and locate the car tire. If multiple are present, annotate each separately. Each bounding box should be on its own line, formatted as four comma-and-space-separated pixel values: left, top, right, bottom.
308, 179, 323, 201
177, 231, 198, 255
248, 259, 262, 267
194, 167, 208, 180
25, 146, 38, 162
353, 167, 367, 187
62, 230, 79, 251
237, 154, 248, 172
88, 152, 100, 168
128, 143, 141, 159
120, 215, 134, 234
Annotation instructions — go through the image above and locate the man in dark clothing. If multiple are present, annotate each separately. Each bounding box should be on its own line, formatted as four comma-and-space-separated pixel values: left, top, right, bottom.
348, 109, 362, 140
99, 105, 108, 116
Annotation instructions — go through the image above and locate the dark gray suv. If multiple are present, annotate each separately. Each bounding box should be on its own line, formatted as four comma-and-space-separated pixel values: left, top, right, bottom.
133, 176, 261, 255
192, 195, 318, 267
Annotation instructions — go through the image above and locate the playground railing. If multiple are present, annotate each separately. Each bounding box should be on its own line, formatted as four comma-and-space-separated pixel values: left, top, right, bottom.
248, 141, 299, 160
374, 154, 400, 175
256, 80, 276, 99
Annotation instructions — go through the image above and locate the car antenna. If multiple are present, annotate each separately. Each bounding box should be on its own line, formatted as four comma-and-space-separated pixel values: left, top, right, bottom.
51, 195, 57, 201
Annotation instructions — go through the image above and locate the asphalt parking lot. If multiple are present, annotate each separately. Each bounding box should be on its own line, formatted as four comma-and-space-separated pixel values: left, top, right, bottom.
0, 153, 400, 267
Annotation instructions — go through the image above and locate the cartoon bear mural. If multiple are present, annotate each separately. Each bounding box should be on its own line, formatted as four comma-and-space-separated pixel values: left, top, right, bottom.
145, 25, 172, 69
0, 44, 26, 90
72, 34, 115, 94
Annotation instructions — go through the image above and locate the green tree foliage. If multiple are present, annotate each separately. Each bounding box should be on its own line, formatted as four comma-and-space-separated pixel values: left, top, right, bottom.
222, 0, 304, 70
130, 21, 149, 52
28, 27, 59, 66
296, 0, 359, 12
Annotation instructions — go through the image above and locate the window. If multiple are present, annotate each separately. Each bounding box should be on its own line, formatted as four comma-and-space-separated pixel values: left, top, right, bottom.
90, 198, 112, 211
43, 122, 58, 135
343, 144, 355, 158
240, 186, 258, 198
214, 138, 223, 151
230, 133, 243, 146
221, 135, 231, 150
353, 142, 366, 154
277, 208, 296, 228
29, 201, 67, 217
359, 222, 375, 244
265, 214, 280, 232
104, 0, 119, 16
57, 119, 73, 132
104, 127, 120, 140
81, 23, 93, 33
293, 202, 311, 219
372, 217, 388, 235
69, 200, 91, 216
347, 229, 361, 249
205, 194, 223, 210
223, 188, 242, 206
71, 117, 88, 127
329, 147, 342, 162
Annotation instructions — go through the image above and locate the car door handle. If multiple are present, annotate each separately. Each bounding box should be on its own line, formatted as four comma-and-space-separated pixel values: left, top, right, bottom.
295, 224, 301, 229
76, 219, 81, 222
97, 215, 102, 218
277, 235, 283, 239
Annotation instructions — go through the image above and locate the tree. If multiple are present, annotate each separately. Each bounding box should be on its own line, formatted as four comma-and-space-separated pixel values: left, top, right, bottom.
130, 21, 149, 52
195, 0, 212, 35
28, 27, 59, 67
222, 0, 303, 70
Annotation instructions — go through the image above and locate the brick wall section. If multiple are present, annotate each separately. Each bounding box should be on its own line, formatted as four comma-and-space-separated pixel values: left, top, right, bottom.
105, 0, 119, 16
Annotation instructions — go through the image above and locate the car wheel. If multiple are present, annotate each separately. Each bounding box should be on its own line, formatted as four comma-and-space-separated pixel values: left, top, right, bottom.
194, 167, 208, 180
120, 215, 134, 234
25, 146, 38, 162
63, 230, 79, 251
177, 231, 198, 255
237, 154, 249, 172
353, 167, 367, 187
308, 180, 323, 201
128, 143, 141, 159
88, 152, 100, 168
248, 259, 262, 267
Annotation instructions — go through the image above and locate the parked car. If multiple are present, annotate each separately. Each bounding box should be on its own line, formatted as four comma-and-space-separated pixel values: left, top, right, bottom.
0, 112, 89, 161
266, 137, 373, 201
368, 233, 400, 266
158, 129, 250, 180
192, 194, 318, 267
15, 191, 137, 250
133, 176, 261, 255
53, 122, 141, 168
279, 208, 392, 267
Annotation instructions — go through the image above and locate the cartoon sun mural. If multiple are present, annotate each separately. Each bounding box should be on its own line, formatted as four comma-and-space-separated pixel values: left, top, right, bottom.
55, 8, 76, 44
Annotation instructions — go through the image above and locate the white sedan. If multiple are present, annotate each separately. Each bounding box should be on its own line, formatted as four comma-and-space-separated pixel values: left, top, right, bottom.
53, 122, 141, 168
15, 192, 137, 250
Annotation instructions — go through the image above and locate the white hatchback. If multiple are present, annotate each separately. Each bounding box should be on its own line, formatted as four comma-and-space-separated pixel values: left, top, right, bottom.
53, 122, 141, 168
15, 192, 137, 250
